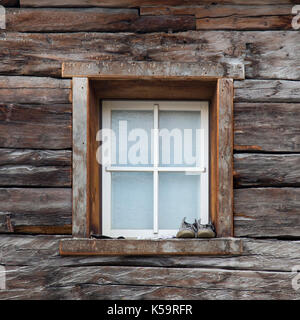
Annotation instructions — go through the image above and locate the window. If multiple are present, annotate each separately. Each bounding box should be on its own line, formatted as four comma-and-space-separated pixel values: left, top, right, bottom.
59, 61, 238, 256
101, 100, 209, 238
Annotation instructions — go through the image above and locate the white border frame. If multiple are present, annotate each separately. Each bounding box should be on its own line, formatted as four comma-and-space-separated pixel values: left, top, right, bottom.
102, 100, 209, 238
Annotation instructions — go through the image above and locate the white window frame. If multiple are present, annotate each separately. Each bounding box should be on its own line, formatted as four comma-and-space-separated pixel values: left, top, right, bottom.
102, 100, 209, 238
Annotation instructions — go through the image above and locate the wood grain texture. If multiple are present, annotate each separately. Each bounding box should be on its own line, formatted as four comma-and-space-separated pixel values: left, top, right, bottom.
6, 8, 195, 32
0, 149, 71, 166
62, 61, 244, 79
60, 238, 243, 256
234, 80, 300, 102
0, 0, 18, 6
72, 78, 88, 238
234, 103, 300, 152
0, 165, 71, 187
0, 31, 245, 77
234, 154, 300, 187
0, 104, 71, 149
234, 188, 300, 238
0, 264, 298, 300
1, 235, 300, 271
19, 0, 300, 7
0, 188, 71, 233
0, 76, 71, 104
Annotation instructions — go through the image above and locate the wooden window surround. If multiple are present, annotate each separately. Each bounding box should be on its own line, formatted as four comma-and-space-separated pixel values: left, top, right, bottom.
59, 61, 243, 256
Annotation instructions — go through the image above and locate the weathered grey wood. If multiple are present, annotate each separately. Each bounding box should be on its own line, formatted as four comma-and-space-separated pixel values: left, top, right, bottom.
0, 104, 71, 149
62, 61, 245, 79
234, 154, 300, 187
234, 103, 300, 152
0, 77, 71, 104
0, 264, 298, 300
234, 80, 300, 102
20, 0, 300, 7
234, 188, 300, 238
2, 235, 300, 272
0, 188, 71, 233
6, 8, 195, 32
72, 78, 88, 238
59, 238, 243, 256
0, 165, 71, 187
0, 149, 71, 166
242, 31, 300, 80
0, 32, 244, 77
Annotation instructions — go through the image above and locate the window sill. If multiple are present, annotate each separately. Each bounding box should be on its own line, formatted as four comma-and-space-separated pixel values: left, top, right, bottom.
59, 238, 243, 256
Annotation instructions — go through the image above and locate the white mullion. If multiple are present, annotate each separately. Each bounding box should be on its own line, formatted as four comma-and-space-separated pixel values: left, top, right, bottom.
106, 166, 205, 173
153, 104, 159, 234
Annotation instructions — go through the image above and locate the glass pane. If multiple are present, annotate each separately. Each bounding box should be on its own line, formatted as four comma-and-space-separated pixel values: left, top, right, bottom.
111, 172, 153, 229
159, 111, 201, 167
159, 172, 200, 229
112, 110, 153, 167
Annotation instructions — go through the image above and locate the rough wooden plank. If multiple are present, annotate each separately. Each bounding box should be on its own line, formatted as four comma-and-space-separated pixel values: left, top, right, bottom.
0, 104, 71, 149
1, 264, 298, 300
0, 165, 71, 187
0, 188, 71, 233
2, 235, 300, 272
234, 154, 300, 187
59, 238, 243, 256
6, 8, 195, 32
0, 77, 71, 104
20, 0, 300, 8
141, 5, 293, 16
62, 61, 245, 80
0, 149, 71, 166
242, 31, 300, 80
234, 103, 300, 152
234, 80, 300, 102
216, 79, 234, 237
72, 78, 88, 238
0, 32, 244, 77
234, 188, 300, 238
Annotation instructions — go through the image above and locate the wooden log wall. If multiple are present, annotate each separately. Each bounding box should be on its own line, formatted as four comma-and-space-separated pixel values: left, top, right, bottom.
0, 0, 300, 299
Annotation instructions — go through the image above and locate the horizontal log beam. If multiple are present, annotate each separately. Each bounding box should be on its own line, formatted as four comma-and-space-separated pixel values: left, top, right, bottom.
234, 154, 300, 187
6, 8, 195, 33
0, 104, 71, 149
234, 103, 300, 152
234, 188, 300, 238
19, 0, 300, 7
0, 188, 71, 233
59, 238, 243, 256
62, 61, 244, 79
234, 80, 300, 102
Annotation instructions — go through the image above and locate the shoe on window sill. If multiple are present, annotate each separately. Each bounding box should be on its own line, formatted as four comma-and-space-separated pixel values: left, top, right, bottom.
176, 217, 197, 238
196, 220, 216, 238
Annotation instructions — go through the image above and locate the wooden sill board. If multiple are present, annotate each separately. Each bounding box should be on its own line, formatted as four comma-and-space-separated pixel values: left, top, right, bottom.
59, 238, 243, 256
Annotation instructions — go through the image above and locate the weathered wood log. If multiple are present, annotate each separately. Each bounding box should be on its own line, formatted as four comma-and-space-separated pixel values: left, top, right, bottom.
0, 149, 71, 166
5, 8, 195, 32
0, 31, 244, 77
63, 61, 244, 79
0, 104, 71, 149
2, 235, 300, 272
0, 77, 71, 104
234, 154, 300, 187
234, 188, 300, 238
234, 80, 300, 102
234, 103, 300, 152
60, 238, 243, 256
19, 0, 300, 8
0, 188, 71, 233
141, 5, 293, 30
0, 264, 297, 299
0, 165, 71, 187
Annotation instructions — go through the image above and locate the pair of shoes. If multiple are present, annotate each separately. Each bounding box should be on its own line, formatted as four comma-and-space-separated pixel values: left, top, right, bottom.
176, 217, 216, 239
